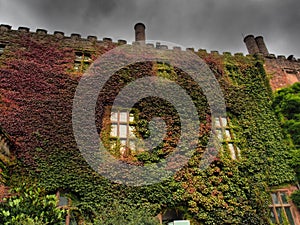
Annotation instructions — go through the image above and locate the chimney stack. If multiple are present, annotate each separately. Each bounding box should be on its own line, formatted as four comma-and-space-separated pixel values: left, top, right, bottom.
134, 23, 146, 43
244, 35, 260, 55
255, 36, 269, 55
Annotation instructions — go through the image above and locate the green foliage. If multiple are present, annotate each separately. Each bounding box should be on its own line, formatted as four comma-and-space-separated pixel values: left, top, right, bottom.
90, 201, 160, 225
273, 82, 300, 147
273, 82, 300, 181
1, 38, 296, 224
291, 190, 300, 209
0, 183, 66, 225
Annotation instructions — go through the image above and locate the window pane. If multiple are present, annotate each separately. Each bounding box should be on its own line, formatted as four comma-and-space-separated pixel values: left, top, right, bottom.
271, 193, 280, 204
119, 112, 128, 122
225, 129, 231, 140
119, 125, 127, 138
111, 112, 118, 122
59, 196, 68, 206
280, 192, 288, 204
285, 207, 295, 225
215, 118, 221, 127
84, 54, 91, 61
270, 208, 277, 224
75, 52, 83, 60
221, 117, 227, 126
111, 124, 118, 137
228, 143, 236, 160
216, 129, 222, 140
276, 207, 283, 224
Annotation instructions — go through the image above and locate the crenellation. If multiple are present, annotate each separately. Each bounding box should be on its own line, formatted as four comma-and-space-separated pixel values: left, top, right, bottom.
160, 45, 168, 50
234, 53, 244, 57
18, 27, 30, 32
186, 47, 194, 52
278, 55, 286, 60
54, 31, 65, 39
173, 46, 181, 51
71, 33, 81, 40
118, 39, 127, 45
103, 37, 112, 42
146, 43, 154, 48
211, 50, 219, 55
223, 52, 232, 56
266, 54, 276, 59
198, 49, 207, 54
36, 29, 47, 35
87, 35, 97, 42
0, 24, 12, 32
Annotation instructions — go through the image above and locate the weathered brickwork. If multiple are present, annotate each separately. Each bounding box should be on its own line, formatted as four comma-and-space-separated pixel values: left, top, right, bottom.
264, 56, 300, 90
244, 34, 300, 90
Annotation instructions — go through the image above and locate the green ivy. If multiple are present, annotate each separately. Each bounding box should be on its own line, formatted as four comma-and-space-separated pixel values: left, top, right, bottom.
0, 37, 296, 224
0, 183, 66, 225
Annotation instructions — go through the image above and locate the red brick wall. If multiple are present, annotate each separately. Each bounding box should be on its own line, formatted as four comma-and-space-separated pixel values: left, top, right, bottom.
264, 57, 300, 90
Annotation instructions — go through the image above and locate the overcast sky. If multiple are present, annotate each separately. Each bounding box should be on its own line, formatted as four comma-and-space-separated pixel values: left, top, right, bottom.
0, 0, 299, 58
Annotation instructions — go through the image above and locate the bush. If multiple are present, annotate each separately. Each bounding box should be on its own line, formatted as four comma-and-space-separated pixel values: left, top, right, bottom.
0, 183, 66, 225
91, 201, 160, 225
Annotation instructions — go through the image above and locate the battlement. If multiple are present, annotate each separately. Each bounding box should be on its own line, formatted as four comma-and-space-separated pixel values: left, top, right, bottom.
0, 24, 129, 47
1, 24, 299, 62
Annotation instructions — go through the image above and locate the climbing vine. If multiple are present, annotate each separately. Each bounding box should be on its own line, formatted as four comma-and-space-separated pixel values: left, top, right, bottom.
0, 35, 296, 224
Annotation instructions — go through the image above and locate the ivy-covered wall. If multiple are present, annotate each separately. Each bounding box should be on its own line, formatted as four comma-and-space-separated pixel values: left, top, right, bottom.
0, 32, 297, 224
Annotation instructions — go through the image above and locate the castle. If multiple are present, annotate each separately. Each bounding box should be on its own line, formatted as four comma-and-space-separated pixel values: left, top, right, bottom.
0, 23, 299, 224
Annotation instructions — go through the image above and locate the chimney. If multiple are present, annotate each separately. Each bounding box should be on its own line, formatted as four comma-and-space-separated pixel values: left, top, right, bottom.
244, 35, 260, 55
255, 36, 269, 55
134, 23, 146, 42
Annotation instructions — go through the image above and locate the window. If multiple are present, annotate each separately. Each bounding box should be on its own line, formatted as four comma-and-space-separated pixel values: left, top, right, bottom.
73, 51, 92, 73
56, 191, 78, 225
110, 110, 138, 155
269, 191, 296, 225
214, 116, 240, 160
0, 44, 6, 55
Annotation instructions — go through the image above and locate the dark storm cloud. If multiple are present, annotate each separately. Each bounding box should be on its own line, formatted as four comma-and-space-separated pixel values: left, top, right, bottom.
0, 0, 299, 57
17, 0, 122, 30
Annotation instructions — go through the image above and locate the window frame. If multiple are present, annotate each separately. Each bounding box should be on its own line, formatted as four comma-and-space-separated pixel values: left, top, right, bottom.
73, 51, 92, 73
213, 116, 241, 160
110, 109, 138, 155
269, 189, 298, 225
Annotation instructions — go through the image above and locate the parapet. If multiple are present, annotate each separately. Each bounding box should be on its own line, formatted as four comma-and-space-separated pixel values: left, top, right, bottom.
0, 24, 12, 32
1, 24, 298, 62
